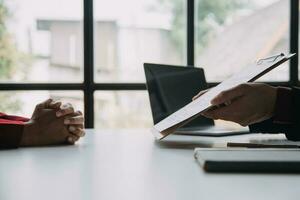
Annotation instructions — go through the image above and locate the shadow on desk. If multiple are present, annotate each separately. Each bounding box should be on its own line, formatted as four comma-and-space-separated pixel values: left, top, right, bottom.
153, 133, 292, 150
154, 140, 214, 150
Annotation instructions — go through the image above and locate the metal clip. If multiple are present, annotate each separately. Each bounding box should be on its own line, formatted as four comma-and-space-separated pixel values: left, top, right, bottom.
257, 53, 285, 65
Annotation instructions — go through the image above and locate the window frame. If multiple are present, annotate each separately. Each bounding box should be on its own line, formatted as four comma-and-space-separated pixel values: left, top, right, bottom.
0, 0, 298, 128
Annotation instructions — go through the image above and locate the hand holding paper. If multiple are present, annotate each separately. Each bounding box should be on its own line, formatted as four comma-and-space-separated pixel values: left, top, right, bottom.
152, 53, 295, 140
199, 83, 278, 126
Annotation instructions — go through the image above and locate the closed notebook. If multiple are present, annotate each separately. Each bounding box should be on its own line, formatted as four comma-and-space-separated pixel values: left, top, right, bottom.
194, 148, 300, 173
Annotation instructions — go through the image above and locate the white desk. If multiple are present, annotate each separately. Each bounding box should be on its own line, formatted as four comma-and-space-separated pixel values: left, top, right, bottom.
0, 129, 299, 200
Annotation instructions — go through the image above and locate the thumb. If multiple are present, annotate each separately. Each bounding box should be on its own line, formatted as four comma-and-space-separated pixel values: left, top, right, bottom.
48, 100, 62, 110
36, 99, 53, 110
193, 89, 209, 101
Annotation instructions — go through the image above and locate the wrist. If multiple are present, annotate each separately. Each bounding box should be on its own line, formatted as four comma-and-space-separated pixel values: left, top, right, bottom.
20, 120, 36, 146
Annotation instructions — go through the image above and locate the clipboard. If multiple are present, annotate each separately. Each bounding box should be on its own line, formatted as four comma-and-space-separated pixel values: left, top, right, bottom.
152, 53, 296, 140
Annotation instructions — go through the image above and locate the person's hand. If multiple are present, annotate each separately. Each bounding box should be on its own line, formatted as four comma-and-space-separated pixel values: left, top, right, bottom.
49, 101, 85, 141
20, 99, 85, 146
193, 83, 278, 126
34, 99, 85, 143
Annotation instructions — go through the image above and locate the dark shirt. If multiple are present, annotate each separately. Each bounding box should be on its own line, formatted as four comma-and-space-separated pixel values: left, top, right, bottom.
249, 87, 300, 141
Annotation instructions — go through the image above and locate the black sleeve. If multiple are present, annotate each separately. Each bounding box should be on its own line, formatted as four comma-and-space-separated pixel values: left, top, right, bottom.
249, 87, 300, 141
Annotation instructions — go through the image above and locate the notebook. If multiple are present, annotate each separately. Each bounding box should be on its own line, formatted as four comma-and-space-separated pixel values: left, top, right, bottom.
194, 148, 300, 173
152, 53, 296, 140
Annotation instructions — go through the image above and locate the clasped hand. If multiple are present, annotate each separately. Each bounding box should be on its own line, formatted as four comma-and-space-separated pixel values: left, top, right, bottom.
21, 99, 85, 146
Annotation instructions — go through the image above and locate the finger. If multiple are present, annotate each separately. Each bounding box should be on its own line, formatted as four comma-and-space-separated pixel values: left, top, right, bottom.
64, 116, 84, 125
73, 124, 84, 129
56, 103, 74, 117
36, 99, 53, 109
201, 110, 217, 119
49, 101, 62, 109
201, 101, 241, 122
66, 135, 80, 145
203, 109, 250, 126
192, 89, 209, 101
69, 126, 85, 137
211, 84, 249, 106
70, 110, 83, 117
64, 111, 83, 118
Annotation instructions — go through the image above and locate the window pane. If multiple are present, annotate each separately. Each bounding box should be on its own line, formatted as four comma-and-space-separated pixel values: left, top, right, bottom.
94, 0, 187, 82
195, 0, 289, 82
1, 0, 83, 83
0, 91, 83, 117
95, 91, 152, 128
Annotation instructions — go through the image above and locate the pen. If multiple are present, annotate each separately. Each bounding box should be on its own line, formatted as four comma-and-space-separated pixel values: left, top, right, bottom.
227, 142, 300, 148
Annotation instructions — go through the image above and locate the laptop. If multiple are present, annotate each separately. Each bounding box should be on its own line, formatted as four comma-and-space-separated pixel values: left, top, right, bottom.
144, 63, 250, 136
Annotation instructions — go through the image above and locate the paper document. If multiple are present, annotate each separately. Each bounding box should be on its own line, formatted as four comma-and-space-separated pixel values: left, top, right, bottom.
152, 53, 295, 140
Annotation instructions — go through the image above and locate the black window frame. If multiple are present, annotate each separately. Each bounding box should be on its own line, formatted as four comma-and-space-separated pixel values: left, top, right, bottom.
0, 0, 298, 128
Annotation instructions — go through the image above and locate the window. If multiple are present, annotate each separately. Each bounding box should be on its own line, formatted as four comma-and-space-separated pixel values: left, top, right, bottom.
94, 0, 187, 82
0, 0, 298, 128
195, 0, 289, 82
0, 91, 83, 117
94, 91, 151, 128
2, 0, 83, 83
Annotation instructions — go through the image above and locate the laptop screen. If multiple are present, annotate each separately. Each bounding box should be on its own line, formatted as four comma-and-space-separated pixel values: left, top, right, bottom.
144, 63, 214, 128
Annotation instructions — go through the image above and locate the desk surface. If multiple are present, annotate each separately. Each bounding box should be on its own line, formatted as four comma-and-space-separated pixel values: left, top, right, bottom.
0, 129, 299, 200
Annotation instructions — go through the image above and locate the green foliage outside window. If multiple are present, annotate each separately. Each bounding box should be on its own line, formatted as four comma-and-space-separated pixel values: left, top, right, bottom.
0, 0, 17, 79
161, 0, 251, 55
0, 0, 21, 113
